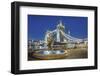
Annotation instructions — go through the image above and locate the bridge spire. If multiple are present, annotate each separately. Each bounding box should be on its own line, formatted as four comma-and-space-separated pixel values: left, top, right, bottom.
57, 20, 65, 31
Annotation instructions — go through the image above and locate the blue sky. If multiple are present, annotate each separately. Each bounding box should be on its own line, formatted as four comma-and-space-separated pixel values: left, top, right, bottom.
28, 15, 88, 40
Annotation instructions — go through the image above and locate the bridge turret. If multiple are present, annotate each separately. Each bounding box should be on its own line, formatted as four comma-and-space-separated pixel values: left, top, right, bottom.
57, 20, 65, 31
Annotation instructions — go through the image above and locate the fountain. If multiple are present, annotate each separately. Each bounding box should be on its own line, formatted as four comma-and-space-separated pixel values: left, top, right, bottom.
33, 50, 67, 60
33, 34, 68, 60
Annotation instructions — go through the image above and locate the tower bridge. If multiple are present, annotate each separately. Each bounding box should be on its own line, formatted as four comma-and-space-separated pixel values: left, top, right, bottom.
45, 20, 87, 44
28, 20, 87, 50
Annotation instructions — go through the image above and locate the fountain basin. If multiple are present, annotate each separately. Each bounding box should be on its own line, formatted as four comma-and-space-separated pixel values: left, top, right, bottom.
33, 50, 68, 60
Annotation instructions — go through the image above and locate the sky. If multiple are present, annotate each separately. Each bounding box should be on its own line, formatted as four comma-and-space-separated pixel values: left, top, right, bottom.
28, 15, 88, 40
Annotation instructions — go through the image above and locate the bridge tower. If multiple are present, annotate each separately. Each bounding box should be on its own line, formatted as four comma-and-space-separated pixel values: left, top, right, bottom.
56, 20, 66, 42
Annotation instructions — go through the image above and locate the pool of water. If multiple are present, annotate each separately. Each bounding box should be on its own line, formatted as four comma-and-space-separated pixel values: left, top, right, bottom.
38, 50, 65, 55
